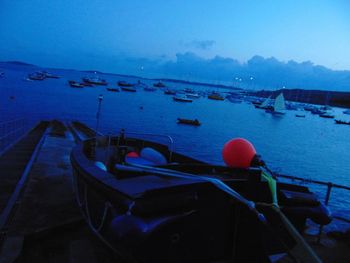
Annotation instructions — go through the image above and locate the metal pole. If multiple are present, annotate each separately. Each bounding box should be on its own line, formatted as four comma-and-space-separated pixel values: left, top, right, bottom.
95, 94, 103, 136
94, 94, 103, 155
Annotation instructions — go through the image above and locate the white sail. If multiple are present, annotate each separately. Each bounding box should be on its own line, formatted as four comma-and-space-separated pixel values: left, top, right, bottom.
274, 93, 286, 112
260, 96, 272, 108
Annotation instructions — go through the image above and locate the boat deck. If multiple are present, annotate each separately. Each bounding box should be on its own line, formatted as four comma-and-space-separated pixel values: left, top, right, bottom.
0, 120, 349, 263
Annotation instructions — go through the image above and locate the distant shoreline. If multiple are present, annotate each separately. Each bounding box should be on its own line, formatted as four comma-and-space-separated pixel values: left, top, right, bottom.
1, 60, 349, 108
248, 89, 350, 109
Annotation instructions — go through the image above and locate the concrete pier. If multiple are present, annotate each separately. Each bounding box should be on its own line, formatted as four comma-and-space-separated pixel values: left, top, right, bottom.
0, 127, 119, 263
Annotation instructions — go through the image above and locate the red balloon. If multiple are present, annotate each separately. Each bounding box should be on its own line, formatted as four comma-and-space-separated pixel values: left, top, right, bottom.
222, 138, 256, 168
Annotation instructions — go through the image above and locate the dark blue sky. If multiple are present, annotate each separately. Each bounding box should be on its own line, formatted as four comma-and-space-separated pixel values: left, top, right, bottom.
1, 0, 350, 74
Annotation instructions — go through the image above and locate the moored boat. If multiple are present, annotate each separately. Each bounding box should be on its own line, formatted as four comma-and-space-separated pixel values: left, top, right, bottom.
173, 95, 193, 102
177, 118, 201, 126
121, 86, 137, 92
106, 87, 120, 92
208, 92, 224, 101
335, 119, 350, 125
184, 88, 195, 93
68, 80, 84, 88
310, 108, 325, 115
82, 76, 108, 86
38, 71, 60, 78
28, 72, 46, 80
153, 81, 166, 87
70, 133, 331, 263
265, 93, 286, 115
118, 81, 134, 87
304, 105, 316, 111
81, 82, 94, 87
319, 112, 334, 118
186, 93, 200, 99
343, 109, 350, 115
164, 89, 176, 95
255, 96, 272, 109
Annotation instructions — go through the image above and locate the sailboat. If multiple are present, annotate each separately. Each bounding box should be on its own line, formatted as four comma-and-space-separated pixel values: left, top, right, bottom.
255, 95, 272, 109
266, 93, 286, 115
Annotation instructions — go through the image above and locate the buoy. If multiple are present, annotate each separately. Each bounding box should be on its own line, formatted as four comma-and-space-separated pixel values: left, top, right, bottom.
94, 161, 107, 171
140, 147, 167, 165
222, 138, 256, 168
126, 151, 139, 158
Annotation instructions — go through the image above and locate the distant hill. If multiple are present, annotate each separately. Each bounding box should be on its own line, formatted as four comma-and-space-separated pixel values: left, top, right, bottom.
4, 61, 36, 66
158, 78, 241, 90
81, 70, 104, 74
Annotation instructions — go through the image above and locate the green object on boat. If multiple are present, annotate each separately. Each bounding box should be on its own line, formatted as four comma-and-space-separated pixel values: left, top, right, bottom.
261, 168, 278, 206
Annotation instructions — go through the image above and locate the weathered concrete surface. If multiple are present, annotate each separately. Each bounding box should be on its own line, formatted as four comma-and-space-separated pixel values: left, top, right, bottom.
0, 132, 121, 263
6, 135, 80, 236
306, 233, 350, 263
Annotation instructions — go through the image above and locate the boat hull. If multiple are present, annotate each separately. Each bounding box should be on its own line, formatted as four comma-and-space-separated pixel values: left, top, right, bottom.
121, 87, 136, 92
70, 136, 332, 263
173, 97, 192, 102
177, 118, 201, 126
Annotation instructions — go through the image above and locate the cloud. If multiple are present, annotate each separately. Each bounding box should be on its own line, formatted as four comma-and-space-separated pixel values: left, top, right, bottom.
114, 52, 350, 91
187, 40, 216, 50
10, 48, 350, 91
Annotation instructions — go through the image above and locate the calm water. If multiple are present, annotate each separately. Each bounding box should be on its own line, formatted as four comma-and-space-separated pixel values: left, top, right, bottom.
1, 63, 349, 221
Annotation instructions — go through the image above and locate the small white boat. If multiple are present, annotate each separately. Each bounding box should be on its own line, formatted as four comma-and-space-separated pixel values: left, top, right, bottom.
173, 95, 193, 102
186, 93, 200, 99
164, 89, 176, 95
82, 76, 108, 86
319, 112, 335, 118
266, 93, 286, 115
255, 96, 272, 109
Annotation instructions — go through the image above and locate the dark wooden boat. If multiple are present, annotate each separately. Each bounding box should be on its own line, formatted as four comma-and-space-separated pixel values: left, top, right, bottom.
68, 80, 84, 88
208, 92, 224, 101
107, 87, 120, 92
121, 86, 137, 92
319, 113, 334, 118
38, 71, 60, 78
82, 77, 108, 86
80, 82, 94, 87
177, 118, 201, 126
70, 132, 331, 263
164, 89, 176, 95
335, 119, 350, 125
153, 81, 166, 87
28, 72, 46, 81
118, 81, 134, 87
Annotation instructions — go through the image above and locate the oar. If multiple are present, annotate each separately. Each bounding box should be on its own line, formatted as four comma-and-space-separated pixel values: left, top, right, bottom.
115, 163, 266, 222
257, 166, 322, 263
